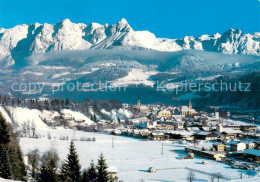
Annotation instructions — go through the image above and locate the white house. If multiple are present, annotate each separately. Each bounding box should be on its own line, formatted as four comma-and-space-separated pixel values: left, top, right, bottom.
230, 141, 246, 151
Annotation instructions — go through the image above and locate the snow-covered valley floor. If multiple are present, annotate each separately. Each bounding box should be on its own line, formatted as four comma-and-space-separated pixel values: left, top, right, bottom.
20, 129, 260, 182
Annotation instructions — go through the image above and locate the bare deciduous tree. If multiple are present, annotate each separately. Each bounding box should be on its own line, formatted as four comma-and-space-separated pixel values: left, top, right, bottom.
27, 149, 40, 178
186, 170, 195, 182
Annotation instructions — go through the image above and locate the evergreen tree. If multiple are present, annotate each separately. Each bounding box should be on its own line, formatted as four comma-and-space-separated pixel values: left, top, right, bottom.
37, 149, 59, 182
82, 159, 97, 182
0, 112, 26, 180
60, 141, 81, 182
0, 113, 12, 179
65, 98, 70, 106
0, 146, 12, 179
37, 165, 57, 182
93, 114, 97, 123
0, 112, 10, 145
8, 134, 27, 180
81, 170, 87, 182
96, 153, 109, 182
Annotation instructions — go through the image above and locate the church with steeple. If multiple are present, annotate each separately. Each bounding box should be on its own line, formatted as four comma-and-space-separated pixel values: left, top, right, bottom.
180, 99, 196, 116
136, 94, 149, 113
189, 98, 192, 109
137, 94, 141, 112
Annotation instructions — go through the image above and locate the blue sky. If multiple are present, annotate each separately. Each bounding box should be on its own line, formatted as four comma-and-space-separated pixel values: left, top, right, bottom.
0, 0, 259, 38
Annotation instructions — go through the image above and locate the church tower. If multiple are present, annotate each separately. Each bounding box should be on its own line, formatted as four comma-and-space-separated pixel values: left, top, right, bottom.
188, 99, 192, 109
137, 94, 141, 112
217, 123, 223, 133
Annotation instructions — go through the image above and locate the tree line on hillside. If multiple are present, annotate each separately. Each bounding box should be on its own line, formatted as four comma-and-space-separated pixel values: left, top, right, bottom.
0, 113, 114, 181
194, 72, 260, 110
0, 96, 123, 121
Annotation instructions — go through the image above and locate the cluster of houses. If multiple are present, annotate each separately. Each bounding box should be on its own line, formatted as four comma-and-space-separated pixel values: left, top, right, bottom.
104, 97, 260, 167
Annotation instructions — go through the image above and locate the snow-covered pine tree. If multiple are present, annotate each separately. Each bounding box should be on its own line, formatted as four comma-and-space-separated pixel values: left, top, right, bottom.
0, 146, 12, 179
0, 112, 26, 180
0, 112, 10, 145
0, 112, 12, 179
82, 159, 97, 182
60, 140, 81, 182
96, 153, 110, 182
8, 135, 27, 180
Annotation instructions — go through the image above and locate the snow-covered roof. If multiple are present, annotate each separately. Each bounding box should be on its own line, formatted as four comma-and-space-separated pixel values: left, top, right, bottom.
194, 131, 211, 136
152, 132, 164, 136
243, 149, 260, 157
140, 105, 148, 110
108, 166, 118, 173
222, 128, 242, 134
181, 106, 189, 112
159, 110, 171, 114
229, 141, 245, 145
213, 142, 225, 146
243, 141, 255, 145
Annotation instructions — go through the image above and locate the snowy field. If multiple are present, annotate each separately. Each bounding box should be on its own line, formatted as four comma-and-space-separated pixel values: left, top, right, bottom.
19, 129, 260, 182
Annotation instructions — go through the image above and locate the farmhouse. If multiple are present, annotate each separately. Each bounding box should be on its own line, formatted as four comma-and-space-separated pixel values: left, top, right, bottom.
216, 124, 242, 139
243, 149, 260, 162
229, 141, 246, 151
213, 142, 226, 152
185, 146, 225, 161
194, 131, 218, 140
240, 125, 258, 132
150, 132, 165, 140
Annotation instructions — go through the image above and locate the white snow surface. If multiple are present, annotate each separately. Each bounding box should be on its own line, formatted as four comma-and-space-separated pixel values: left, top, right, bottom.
101, 108, 131, 121
51, 72, 70, 79
19, 129, 260, 182
196, 75, 222, 81
0, 106, 98, 129
112, 69, 157, 87
21, 71, 44, 76
60, 109, 93, 124
3, 106, 48, 129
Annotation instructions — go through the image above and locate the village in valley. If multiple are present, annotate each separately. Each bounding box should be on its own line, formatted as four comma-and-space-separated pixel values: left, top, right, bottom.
1, 94, 260, 181
1, 0, 260, 181
95, 96, 260, 178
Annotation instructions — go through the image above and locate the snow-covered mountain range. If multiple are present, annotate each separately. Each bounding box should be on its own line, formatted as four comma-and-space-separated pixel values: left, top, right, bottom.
0, 18, 259, 67
0, 19, 259, 103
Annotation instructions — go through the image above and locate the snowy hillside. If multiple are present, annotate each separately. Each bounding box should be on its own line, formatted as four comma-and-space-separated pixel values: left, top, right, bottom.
112, 69, 157, 87
0, 106, 48, 129
0, 19, 259, 67
0, 106, 94, 129
0, 105, 132, 129
60, 109, 93, 125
